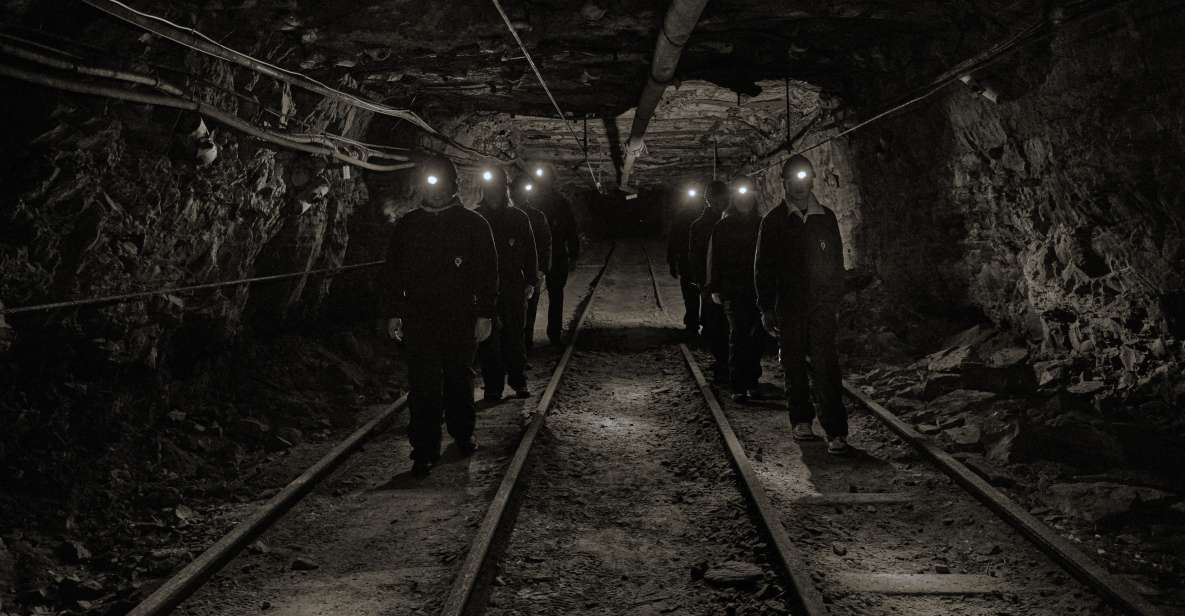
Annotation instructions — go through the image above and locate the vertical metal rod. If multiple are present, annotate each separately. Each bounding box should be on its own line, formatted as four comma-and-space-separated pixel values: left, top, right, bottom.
784, 77, 791, 144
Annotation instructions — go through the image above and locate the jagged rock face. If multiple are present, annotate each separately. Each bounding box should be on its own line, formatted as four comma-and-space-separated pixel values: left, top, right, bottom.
0, 80, 373, 373
846, 10, 1185, 391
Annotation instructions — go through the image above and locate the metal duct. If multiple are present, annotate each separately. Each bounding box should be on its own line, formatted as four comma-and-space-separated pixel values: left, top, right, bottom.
619, 0, 710, 189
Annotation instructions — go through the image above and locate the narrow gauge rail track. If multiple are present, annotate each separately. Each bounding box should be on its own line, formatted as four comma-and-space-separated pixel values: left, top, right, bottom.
127, 246, 618, 616
641, 244, 1164, 616
446, 242, 804, 615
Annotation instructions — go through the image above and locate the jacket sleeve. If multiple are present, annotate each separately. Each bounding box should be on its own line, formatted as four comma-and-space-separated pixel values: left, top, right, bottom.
384, 217, 408, 317
533, 210, 552, 273
472, 215, 500, 318
667, 216, 684, 268
520, 212, 539, 288
824, 213, 846, 306
688, 221, 708, 285
561, 198, 580, 262
754, 212, 780, 311
704, 231, 720, 294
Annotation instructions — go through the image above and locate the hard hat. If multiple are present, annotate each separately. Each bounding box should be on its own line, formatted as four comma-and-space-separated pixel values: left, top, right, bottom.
421, 155, 458, 191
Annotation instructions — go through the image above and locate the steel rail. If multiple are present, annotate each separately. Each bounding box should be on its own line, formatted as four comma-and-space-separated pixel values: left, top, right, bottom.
640, 247, 830, 615
126, 395, 410, 616
641, 243, 1161, 616
439, 243, 617, 616
842, 384, 1163, 616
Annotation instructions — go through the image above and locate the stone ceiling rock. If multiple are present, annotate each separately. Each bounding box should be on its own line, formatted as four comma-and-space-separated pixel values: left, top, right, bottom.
64, 0, 1046, 187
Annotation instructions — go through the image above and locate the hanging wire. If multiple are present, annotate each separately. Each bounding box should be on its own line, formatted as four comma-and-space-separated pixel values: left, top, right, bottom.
80, 0, 438, 133
488, 0, 601, 191
0, 261, 385, 317
747, 16, 1049, 177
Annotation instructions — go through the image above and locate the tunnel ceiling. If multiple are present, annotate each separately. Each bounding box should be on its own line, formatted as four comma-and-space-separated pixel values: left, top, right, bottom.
71, 0, 1045, 188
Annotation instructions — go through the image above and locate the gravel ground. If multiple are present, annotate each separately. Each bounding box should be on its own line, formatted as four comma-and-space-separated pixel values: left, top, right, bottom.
648, 242, 1126, 616
171, 245, 611, 616
484, 243, 792, 616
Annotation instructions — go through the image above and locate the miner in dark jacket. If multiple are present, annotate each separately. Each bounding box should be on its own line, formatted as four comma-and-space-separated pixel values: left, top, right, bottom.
705, 178, 764, 402
688, 180, 729, 381
513, 176, 552, 350
476, 167, 539, 401
385, 156, 499, 477
532, 162, 580, 346
755, 155, 849, 455
667, 186, 704, 337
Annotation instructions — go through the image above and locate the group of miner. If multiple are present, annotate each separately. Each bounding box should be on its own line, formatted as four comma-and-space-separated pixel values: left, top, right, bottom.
382, 156, 579, 478
383, 153, 847, 478
669, 155, 850, 455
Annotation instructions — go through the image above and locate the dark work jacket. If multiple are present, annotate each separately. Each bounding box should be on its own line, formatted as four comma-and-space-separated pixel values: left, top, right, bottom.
705, 207, 762, 301
520, 203, 552, 274
475, 201, 539, 304
687, 207, 724, 287
754, 198, 845, 315
384, 201, 499, 344
667, 206, 700, 276
538, 192, 579, 273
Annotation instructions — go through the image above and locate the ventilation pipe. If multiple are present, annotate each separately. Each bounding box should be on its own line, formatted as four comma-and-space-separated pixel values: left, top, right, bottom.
619, 0, 710, 189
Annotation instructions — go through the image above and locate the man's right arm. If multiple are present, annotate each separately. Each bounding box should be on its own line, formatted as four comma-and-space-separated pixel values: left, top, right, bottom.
754, 213, 779, 312
384, 217, 409, 318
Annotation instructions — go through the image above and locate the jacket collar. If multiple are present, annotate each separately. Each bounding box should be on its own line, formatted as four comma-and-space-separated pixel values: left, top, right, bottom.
785, 195, 824, 221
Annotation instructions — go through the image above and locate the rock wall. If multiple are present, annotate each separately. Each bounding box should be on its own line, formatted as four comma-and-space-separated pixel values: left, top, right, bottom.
844, 10, 1185, 404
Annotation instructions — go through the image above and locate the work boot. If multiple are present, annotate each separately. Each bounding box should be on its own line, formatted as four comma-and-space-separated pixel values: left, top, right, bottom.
746, 388, 763, 401
827, 436, 850, 455
731, 391, 750, 404
411, 459, 433, 478
482, 391, 503, 404
512, 387, 531, 399
457, 437, 479, 456
792, 423, 819, 441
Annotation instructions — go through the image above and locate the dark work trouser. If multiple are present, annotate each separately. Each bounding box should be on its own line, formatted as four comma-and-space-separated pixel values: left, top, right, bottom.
680, 278, 701, 333
780, 307, 847, 438
546, 266, 569, 343
480, 293, 529, 394
405, 337, 478, 462
524, 291, 541, 350
723, 295, 764, 392
700, 294, 729, 374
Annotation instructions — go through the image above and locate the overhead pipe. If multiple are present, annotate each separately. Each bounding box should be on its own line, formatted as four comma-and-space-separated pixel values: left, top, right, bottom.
619, 0, 709, 189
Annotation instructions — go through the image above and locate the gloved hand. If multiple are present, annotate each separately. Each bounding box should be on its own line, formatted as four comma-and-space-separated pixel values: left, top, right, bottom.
537, 271, 546, 292
526, 285, 535, 300
710, 292, 723, 305
387, 317, 404, 342
475, 317, 494, 343
761, 309, 780, 336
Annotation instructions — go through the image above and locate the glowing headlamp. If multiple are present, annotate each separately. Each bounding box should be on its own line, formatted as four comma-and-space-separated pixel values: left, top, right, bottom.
525, 183, 534, 192
427, 175, 439, 186
482, 170, 494, 182
796, 170, 808, 180
535, 167, 544, 178
688, 188, 698, 198
737, 185, 749, 195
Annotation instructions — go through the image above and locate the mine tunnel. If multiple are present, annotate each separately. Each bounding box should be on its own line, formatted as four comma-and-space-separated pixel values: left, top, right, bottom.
2, 1, 1185, 615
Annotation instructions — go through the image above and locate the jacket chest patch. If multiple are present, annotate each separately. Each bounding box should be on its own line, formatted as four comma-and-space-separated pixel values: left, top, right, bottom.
508, 238, 516, 247
454, 256, 464, 268
819, 240, 828, 252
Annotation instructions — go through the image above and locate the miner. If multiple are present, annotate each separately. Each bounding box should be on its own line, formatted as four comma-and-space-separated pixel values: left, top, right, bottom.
705, 178, 765, 402
532, 162, 581, 346
755, 155, 849, 455
475, 167, 539, 402
667, 184, 704, 338
687, 180, 730, 381
512, 176, 552, 351
384, 156, 499, 477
